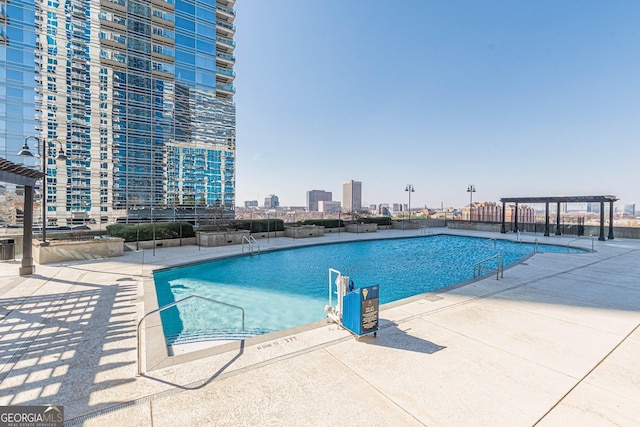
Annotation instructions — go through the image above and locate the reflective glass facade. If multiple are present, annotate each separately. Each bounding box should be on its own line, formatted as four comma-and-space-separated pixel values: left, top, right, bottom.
1, 0, 236, 224
0, 0, 39, 165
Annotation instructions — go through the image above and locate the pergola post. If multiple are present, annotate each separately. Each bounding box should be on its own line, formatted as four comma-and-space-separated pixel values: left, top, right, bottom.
500, 201, 506, 233
544, 202, 550, 237
608, 201, 615, 240
599, 202, 605, 241
555, 202, 561, 235
19, 185, 36, 276
513, 203, 519, 233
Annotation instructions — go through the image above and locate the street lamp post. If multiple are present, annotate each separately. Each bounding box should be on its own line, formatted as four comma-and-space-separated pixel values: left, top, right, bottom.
405, 184, 415, 227
18, 136, 67, 244
467, 184, 476, 221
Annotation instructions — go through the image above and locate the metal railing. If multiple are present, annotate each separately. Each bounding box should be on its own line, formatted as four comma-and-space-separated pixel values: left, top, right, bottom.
137, 295, 245, 375
566, 235, 595, 252
242, 235, 260, 255
473, 254, 504, 280
420, 225, 432, 235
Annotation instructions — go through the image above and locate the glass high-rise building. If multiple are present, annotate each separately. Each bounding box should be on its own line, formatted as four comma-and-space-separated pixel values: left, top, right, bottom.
1, 0, 236, 225
1, 1, 40, 165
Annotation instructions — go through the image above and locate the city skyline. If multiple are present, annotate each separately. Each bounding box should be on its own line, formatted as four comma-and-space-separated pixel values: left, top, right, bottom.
233, 1, 640, 209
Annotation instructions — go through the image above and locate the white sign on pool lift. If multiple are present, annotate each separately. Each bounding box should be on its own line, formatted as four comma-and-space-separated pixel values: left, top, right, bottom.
325, 268, 379, 339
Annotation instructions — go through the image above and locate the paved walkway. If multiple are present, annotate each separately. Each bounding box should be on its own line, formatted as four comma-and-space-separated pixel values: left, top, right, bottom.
1, 229, 639, 426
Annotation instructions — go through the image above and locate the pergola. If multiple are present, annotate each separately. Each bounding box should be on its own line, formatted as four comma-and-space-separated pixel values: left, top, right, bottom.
0, 157, 45, 275
499, 195, 618, 241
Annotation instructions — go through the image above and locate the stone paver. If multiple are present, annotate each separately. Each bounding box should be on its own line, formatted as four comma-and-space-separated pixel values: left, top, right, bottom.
0, 228, 638, 426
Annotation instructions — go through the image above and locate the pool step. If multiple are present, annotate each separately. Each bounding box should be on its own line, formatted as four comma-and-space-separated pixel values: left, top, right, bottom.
166, 328, 273, 345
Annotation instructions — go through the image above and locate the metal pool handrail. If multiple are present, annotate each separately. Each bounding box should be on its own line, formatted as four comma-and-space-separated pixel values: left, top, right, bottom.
242, 235, 260, 254
566, 235, 595, 252
473, 254, 504, 280
420, 225, 432, 235
137, 295, 245, 375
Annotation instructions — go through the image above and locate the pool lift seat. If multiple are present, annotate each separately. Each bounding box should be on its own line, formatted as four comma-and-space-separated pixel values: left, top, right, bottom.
325, 268, 351, 324
326, 268, 378, 339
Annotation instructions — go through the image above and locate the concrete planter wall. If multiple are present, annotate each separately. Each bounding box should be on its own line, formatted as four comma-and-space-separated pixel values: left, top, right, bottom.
322, 227, 345, 234
198, 230, 250, 246
125, 237, 197, 250
250, 231, 286, 239
284, 225, 325, 238
34, 237, 124, 264
345, 223, 378, 233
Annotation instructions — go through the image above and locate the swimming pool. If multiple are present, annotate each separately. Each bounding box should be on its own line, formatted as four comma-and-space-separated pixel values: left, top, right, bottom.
153, 235, 584, 345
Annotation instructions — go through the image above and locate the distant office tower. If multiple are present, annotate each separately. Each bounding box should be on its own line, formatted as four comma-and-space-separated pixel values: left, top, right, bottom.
244, 200, 258, 209
343, 180, 362, 212
623, 203, 635, 216
264, 194, 279, 208
318, 200, 340, 213
2, 0, 236, 224
306, 190, 332, 212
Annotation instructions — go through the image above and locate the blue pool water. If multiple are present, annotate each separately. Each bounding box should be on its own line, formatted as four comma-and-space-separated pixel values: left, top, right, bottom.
153, 235, 584, 345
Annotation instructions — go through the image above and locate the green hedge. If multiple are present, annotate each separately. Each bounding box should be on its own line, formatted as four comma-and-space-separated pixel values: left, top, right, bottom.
106, 222, 195, 242
231, 219, 284, 233
368, 217, 393, 226
301, 219, 345, 228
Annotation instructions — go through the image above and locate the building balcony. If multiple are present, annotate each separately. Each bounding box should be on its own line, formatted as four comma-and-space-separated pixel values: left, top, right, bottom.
72, 7, 85, 18
216, 83, 235, 98
216, 20, 235, 37
215, 67, 235, 81
216, 35, 235, 49
216, 5, 235, 22
216, 52, 235, 66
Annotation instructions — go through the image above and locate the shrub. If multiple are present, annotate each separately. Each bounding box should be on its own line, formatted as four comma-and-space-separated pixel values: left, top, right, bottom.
301, 219, 344, 228
369, 217, 393, 226
106, 222, 194, 242
231, 219, 284, 233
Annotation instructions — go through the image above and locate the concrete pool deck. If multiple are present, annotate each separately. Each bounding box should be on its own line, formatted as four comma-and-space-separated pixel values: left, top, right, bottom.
1, 228, 639, 426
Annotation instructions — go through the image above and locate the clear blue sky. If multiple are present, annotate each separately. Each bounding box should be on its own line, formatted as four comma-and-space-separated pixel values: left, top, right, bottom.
233, 1, 640, 209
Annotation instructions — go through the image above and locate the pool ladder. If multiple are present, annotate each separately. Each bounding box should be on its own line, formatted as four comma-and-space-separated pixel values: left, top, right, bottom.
242, 235, 260, 255
137, 295, 245, 375
420, 225, 432, 235
473, 254, 504, 280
